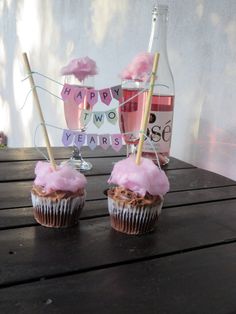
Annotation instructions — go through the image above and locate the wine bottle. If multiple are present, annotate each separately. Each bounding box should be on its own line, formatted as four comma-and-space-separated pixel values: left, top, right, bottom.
142, 4, 175, 165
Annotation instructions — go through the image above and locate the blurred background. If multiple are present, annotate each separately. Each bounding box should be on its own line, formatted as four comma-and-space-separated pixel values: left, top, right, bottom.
0, 0, 236, 180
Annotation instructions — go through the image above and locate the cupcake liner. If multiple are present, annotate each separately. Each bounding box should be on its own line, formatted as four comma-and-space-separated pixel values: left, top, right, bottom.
108, 196, 163, 235
31, 193, 85, 228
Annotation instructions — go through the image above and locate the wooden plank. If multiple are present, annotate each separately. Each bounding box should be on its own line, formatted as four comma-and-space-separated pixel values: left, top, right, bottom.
0, 207, 34, 229
0, 157, 122, 182
0, 181, 31, 209
0, 156, 194, 182
0, 147, 193, 171
165, 185, 236, 208
0, 168, 235, 209
163, 157, 194, 170
0, 146, 126, 161
1, 186, 236, 229
167, 167, 235, 190
0, 199, 109, 229
1, 243, 235, 314
1, 199, 236, 286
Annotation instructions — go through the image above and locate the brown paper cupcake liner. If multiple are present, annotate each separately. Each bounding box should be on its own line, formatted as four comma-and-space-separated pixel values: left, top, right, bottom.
31, 193, 85, 228
108, 196, 163, 235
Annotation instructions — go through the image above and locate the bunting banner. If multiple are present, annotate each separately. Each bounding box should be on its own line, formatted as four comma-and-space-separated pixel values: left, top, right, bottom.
61, 84, 122, 107
62, 129, 123, 152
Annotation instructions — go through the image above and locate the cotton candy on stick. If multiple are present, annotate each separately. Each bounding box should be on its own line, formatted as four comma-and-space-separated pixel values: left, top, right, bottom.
22, 52, 57, 170
136, 52, 160, 165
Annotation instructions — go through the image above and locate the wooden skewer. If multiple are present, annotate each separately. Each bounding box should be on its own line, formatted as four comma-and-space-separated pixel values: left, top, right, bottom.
22, 52, 57, 170
136, 52, 160, 165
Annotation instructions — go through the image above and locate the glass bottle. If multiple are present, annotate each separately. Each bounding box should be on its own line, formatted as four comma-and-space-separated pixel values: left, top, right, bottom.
142, 4, 175, 165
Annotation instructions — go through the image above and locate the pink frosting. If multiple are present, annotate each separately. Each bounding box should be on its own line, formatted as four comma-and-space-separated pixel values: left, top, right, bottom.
61, 56, 98, 82
120, 52, 154, 82
108, 156, 169, 196
34, 161, 87, 193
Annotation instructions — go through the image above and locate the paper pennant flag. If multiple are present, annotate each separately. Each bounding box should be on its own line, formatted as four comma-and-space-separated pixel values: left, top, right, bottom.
111, 134, 123, 152
81, 109, 92, 127
105, 109, 118, 125
110, 85, 122, 101
99, 134, 110, 150
74, 132, 86, 149
93, 112, 105, 128
99, 88, 112, 106
62, 129, 74, 147
87, 89, 98, 107
74, 87, 86, 105
61, 84, 76, 102
87, 134, 98, 150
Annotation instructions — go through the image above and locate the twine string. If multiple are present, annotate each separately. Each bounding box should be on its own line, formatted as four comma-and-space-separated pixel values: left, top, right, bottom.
19, 86, 63, 111
21, 70, 169, 113
22, 71, 64, 86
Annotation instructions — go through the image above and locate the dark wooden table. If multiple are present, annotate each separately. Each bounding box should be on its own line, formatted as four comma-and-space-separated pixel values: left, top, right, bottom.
0, 147, 236, 314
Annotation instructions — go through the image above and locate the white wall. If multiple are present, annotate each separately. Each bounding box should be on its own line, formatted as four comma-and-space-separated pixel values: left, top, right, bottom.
1, 0, 236, 180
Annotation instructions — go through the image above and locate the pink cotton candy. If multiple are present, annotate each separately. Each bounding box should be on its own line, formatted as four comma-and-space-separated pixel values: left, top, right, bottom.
120, 52, 154, 82
34, 161, 87, 193
61, 56, 98, 82
108, 156, 169, 196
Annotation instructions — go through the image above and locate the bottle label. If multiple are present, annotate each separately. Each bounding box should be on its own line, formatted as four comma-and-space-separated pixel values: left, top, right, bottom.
143, 111, 173, 153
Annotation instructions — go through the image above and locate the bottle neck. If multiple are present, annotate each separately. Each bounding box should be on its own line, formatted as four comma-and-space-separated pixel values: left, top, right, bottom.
147, 5, 174, 96
148, 8, 168, 55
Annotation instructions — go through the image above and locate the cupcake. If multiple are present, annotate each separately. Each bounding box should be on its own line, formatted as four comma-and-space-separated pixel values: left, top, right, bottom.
31, 161, 87, 228
107, 156, 169, 235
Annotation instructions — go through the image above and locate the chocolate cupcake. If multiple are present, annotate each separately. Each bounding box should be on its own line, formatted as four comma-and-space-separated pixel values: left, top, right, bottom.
31, 161, 87, 228
107, 156, 169, 235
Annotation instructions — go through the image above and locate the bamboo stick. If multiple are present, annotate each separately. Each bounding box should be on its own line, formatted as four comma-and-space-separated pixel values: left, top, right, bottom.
22, 52, 57, 170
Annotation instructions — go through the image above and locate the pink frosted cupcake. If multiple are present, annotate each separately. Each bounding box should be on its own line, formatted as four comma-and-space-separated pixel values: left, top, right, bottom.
107, 156, 169, 235
31, 161, 87, 228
